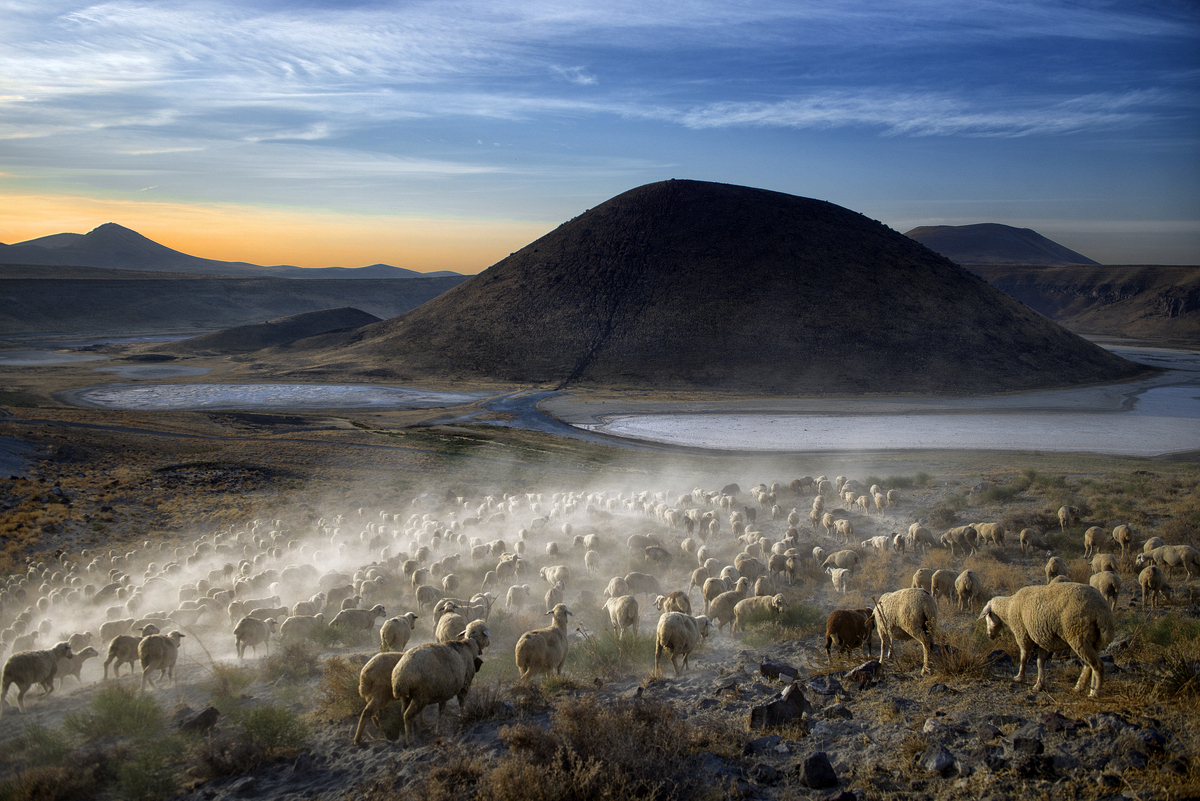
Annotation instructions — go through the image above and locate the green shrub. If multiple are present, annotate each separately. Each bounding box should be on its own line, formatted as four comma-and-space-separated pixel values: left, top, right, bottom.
565, 627, 655, 680
12, 723, 75, 767
974, 485, 1021, 504
1146, 613, 1200, 648
115, 736, 184, 801
739, 602, 823, 647
239, 704, 310, 757
259, 639, 323, 684
64, 686, 164, 742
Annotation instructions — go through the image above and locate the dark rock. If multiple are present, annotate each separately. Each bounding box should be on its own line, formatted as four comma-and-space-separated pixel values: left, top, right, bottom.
1097, 773, 1121, 789
290, 751, 312, 774
1039, 711, 1080, 733
1164, 757, 1190, 776
927, 683, 953, 696
809, 675, 843, 695
698, 698, 719, 710
844, 659, 882, 690
179, 706, 220, 734
229, 777, 258, 797
798, 752, 839, 789
968, 744, 1007, 772
749, 683, 810, 731
1011, 722, 1047, 741
1137, 728, 1166, 752
821, 703, 853, 720
1113, 750, 1149, 771
749, 763, 782, 786
974, 723, 1002, 742
1088, 713, 1135, 733
821, 792, 858, 801
920, 744, 956, 776
1012, 754, 1056, 780
751, 681, 774, 695
1012, 736, 1044, 756
760, 659, 800, 683
986, 650, 1015, 672
886, 695, 918, 714
988, 712, 1025, 728
744, 735, 783, 756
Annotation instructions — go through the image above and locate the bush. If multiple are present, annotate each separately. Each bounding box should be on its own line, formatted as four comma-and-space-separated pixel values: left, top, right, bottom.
11, 723, 75, 767
240, 704, 310, 757
565, 627, 655, 681
315, 654, 364, 721
259, 639, 322, 684
927, 505, 958, 528
974, 485, 1022, 504
739, 602, 823, 647
64, 686, 164, 742
0, 766, 94, 801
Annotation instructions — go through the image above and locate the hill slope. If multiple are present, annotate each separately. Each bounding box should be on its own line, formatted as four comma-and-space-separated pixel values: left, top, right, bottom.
159, 308, 382, 355
905, 223, 1099, 266
259, 180, 1143, 395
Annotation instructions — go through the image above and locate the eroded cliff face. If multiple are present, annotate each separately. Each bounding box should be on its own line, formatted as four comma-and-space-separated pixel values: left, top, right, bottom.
967, 264, 1200, 344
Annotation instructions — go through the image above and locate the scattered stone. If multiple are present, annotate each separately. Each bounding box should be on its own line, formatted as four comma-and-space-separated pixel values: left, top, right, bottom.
1088, 713, 1135, 733
1012, 754, 1056, 780
1012, 736, 1044, 756
229, 776, 258, 797
1137, 728, 1166, 752
988, 713, 1025, 728
698, 698, 719, 710
887, 695, 919, 715
920, 744, 956, 776
760, 658, 801, 683
986, 650, 1015, 672
744, 735, 783, 756
798, 752, 839, 789
844, 659, 882, 690
927, 682, 954, 696
968, 743, 1007, 772
1011, 722, 1047, 741
749, 763, 782, 785
1097, 773, 1121, 789
809, 675, 843, 695
1112, 750, 1148, 771
821, 791, 858, 801
179, 706, 220, 734
750, 682, 810, 731
974, 722, 1001, 742
822, 703, 853, 720
1040, 711, 1080, 733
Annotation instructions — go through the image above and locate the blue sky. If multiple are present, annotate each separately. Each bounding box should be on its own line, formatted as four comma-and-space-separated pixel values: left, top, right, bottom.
1, 0, 1197, 269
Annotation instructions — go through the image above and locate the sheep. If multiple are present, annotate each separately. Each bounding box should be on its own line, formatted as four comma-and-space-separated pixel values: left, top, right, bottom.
353, 651, 404, 744
1045, 556, 1069, 584
974, 522, 1005, 547
930, 569, 957, 605
1083, 526, 1104, 558
390, 637, 482, 745
103, 624, 159, 678
279, 613, 327, 641
1089, 571, 1122, 612
67, 632, 93, 653
539, 565, 570, 588
603, 595, 640, 640
707, 578, 752, 633
543, 581, 566, 614
435, 605, 469, 645
1111, 524, 1134, 555
861, 536, 890, 552
1143, 537, 1166, 553
506, 584, 531, 611
584, 550, 599, 573
940, 526, 979, 557
871, 588, 937, 676
292, 592, 326, 618
733, 553, 763, 580
380, 612, 420, 652
907, 524, 937, 553
820, 550, 859, 571
1139, 565, 1173, 610
233, 616, 278, 659
886, 489, 899, 507
701, 578, 727, 616
624, 572, 662, 599
1091, 553, 1118, 575
1058, 505, 1080, 532
139, 631, 185, 689
603, 576, 630, 600
824, 608, 875, 661
835, 519, 854, 544
514, 604, 572, 680
99, 619, 136, 642
911, 567, 935, 593
654, 612, 715, 676
654, 591, 692, 616
826, 567, 850, 594
954, 569, 983, 612
56, 642, 98, 685
688, 567, 709, 600
732, 594, 787, 633
1020, 528, 1049, 555
979, 581, 1115, 697
1137, 545, 1200, 580
1, 642, 72, 715
331, 604, 388, 633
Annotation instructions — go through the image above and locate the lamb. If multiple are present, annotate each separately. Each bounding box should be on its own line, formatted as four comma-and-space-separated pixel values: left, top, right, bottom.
1091, 553, 1118, 575
1089, 571, 1121, 612
1111, 524, 1134, 555
820, 550, 859, 571
1, 642, 72, 715
1139, 565, 1173, 610
331, 604, 388, 632
603, 595, 640, 640
139, 630, 185, 689
1020, 528, 1049, 555
826, 567, 851, 594
379, 612, 420, 652
56, 645, 99, 686
514, 604, 572, 680
279, 613, 327, 641
624, 572, 663, 599
654, 612, 715, 676
1082, 526, 1104, 558
1045, 556, 1069, 584
824, 608, 875, 661
233, 616, 278, 659
930, 569, 957, 605
954, 569, 983, 612
979, 581, 1115, 697
390, 637, 482, 745
1058, 505, 1080, 532
707, 578, 752, 633
1136, 545, 1200, 580
353, 651, 404, 744
732, 594, 787, 633
654, 591, 692, 615
871, 588, 938, 676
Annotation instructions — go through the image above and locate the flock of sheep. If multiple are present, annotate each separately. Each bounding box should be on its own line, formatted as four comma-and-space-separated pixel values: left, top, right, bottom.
1, 473, 1194, 744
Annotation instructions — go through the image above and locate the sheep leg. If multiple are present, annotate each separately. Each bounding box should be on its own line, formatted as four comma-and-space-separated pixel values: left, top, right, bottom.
1031, 648, 1051, 693
353, 700, 379, 745
1013, 645, 1029, 684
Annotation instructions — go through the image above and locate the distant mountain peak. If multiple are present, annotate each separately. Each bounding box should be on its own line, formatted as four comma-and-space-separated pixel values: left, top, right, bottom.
905, 223, 1099, 265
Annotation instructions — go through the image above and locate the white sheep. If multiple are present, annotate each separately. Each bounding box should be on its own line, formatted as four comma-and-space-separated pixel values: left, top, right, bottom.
1137, 545, 1200, 580
331, 604, 388, 632
1020, 528, 1048, 555
603, 576, 630, 600
974, 522, 1005, 547
835, 519, 854, 544
1083, 526, 1104, 558
930, 569, 957, 605
233, 616, 278, 659
279, 613, 327, 641
826, 567, 850, 594
379, 612, 420, 652
435, 605, 468, 645
1058, 505, 1080, 532
1089, 571, 1121, 612
732, 594, 787, 633
390, 637, 482, 745
1139, 565, 1173, 610
56, 645, 99, 686
506, 584, 531, 611
821, 550, 859, 570
707, 578, 752, 633
514, 603, 572, 680
602, 595, 640, 640
353, 651, 403, 744
871, 588, 937, 676
954, 570, 984, 613
1143, 537, 1166, 553
1, 642, 72, 715
1111, 524, 1134, 555
654, 591, 691, 615
911, 567, 934, 593
623, 572, 662, 598
1045, 556, 1069, 583
654, 612, 715, 676
824, 608, 875, 660
584, 550, 599, 573
979, 581, 1115, 697
1091, 553, 1118, 575
139, 630, 185, 689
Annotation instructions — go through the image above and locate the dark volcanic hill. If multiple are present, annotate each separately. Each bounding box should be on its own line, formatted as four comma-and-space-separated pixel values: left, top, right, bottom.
905, 223, 1099, 266
262, 180, 1145, 394
159, 308, 382, 355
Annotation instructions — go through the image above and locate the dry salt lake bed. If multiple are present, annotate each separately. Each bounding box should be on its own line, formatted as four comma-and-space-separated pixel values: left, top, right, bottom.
5, 341, 1198, 458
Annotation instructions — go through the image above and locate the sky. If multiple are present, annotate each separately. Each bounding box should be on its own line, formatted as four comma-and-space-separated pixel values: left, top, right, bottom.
1, 0, 1198, 271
